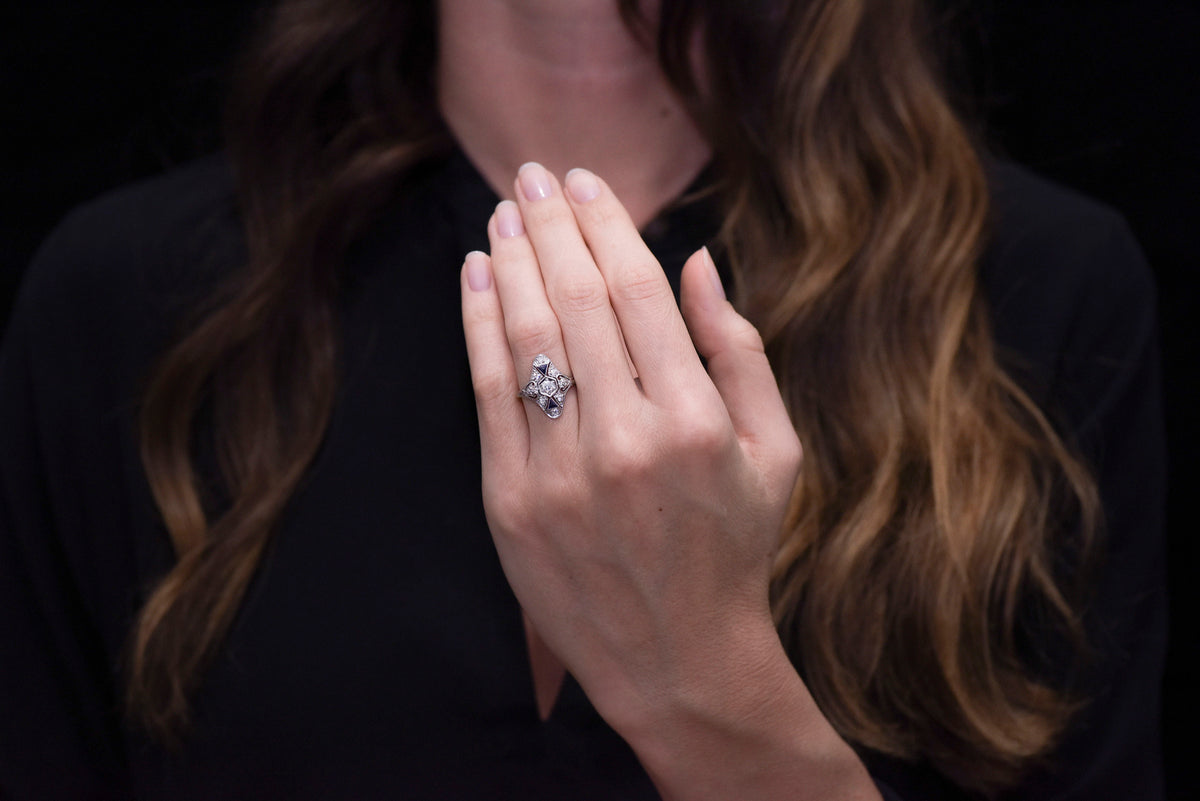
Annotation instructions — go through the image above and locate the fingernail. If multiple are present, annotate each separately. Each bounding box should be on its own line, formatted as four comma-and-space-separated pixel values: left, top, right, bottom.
565, 168, 601, 203
703, 246, 726, 300
465, 251, 492, 292
495, 201, 524, 238
518, 162, 553, 201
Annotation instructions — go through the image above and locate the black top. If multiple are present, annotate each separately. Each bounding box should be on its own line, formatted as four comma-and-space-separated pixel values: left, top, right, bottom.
0, 151, 1167, 800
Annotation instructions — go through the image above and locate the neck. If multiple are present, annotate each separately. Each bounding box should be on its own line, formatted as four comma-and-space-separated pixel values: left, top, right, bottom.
436, 0, 711, 227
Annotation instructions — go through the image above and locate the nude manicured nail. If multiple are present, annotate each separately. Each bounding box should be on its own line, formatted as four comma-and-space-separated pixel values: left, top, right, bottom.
495, 201, 524, 238
565, 168, 601, 203
703, 246, 726, 300
465, 251, 492, 292
518, 162, 553, 201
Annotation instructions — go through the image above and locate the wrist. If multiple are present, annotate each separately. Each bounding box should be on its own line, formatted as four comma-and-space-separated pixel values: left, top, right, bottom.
613, 617, 879, 801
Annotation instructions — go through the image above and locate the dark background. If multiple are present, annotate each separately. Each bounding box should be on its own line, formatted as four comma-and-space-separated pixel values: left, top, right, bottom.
2, 1, 1196, 796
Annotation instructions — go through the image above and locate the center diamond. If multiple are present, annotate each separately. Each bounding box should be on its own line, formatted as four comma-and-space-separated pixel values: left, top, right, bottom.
526, 354, 573, 419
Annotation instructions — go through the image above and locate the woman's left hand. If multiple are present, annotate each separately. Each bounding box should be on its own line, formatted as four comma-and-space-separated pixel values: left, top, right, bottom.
461, 163, 877, 800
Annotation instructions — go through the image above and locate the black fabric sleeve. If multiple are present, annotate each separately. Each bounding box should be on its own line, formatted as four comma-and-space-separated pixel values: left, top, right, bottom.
1006, 213, 1168, 800
2, 160, 232, 800
0, 195, 171, 799
0, 312, 134, 800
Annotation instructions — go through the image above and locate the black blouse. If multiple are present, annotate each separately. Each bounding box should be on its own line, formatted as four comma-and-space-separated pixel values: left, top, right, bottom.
0, 151, 1166, 800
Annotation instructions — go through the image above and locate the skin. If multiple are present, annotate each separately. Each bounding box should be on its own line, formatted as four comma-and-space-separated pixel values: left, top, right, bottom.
437, 0, 710, 227
446, 2, 883, 799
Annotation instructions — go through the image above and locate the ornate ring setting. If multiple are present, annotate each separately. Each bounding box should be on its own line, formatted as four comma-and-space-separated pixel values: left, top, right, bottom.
519, 354, 573, 419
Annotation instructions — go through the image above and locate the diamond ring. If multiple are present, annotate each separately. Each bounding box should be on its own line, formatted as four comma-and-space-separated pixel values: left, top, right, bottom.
519, 354, 574, 419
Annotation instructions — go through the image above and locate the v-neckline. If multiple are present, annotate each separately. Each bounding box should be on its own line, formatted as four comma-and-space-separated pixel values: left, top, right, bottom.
522, 612, 567, 722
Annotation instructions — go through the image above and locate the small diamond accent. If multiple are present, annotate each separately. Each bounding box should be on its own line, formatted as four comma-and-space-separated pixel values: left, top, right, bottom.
523, 354, 573, 419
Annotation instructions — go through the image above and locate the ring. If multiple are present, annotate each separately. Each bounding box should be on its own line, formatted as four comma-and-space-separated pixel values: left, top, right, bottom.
519, 354, 574, 419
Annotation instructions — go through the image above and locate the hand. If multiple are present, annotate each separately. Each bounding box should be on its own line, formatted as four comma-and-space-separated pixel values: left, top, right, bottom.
461, 163, 877, 800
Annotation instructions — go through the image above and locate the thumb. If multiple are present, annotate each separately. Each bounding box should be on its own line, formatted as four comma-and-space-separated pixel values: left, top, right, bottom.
680, 247, 799, 455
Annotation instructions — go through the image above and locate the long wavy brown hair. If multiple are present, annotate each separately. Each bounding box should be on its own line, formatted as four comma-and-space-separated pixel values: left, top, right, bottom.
131, 0, 1099, 794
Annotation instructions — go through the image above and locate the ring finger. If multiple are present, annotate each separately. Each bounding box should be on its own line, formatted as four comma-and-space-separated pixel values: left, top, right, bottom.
488, 200, 579, 439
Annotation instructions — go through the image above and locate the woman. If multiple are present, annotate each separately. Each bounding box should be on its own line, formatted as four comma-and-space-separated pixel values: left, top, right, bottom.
0, 0, 1166, 798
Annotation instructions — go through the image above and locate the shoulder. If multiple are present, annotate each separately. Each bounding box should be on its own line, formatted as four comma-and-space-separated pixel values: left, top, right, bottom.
982, 159, 1154, 332
3, 155, 245, 436
19, 155, 241, 317
6, 156, 243, 382
979, 160, 1157, 442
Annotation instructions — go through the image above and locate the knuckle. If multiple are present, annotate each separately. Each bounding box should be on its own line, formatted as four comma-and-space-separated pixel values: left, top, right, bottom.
464, 296, 502, 328
669, 395, 729, 448
554, 276, 610, 315
777, 430, 804, 475
673, 413, 729, 454
472, 371, 515, 409
583, 198, 623, 227
762, 430, 803, 497
592, 425, 650, 482
788, 431, 804, 466
728, 318, 766, 353
483, 482, 529, 531
611, 262, 668, 305
507, 314, 560, 356
523, 200, 575, 231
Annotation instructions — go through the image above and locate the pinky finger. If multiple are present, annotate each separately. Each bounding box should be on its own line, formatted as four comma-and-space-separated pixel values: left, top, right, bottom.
461, 250, 529, 469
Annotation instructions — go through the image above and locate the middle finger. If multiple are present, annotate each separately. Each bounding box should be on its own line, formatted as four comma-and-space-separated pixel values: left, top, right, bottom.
513, 162, 640, 419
